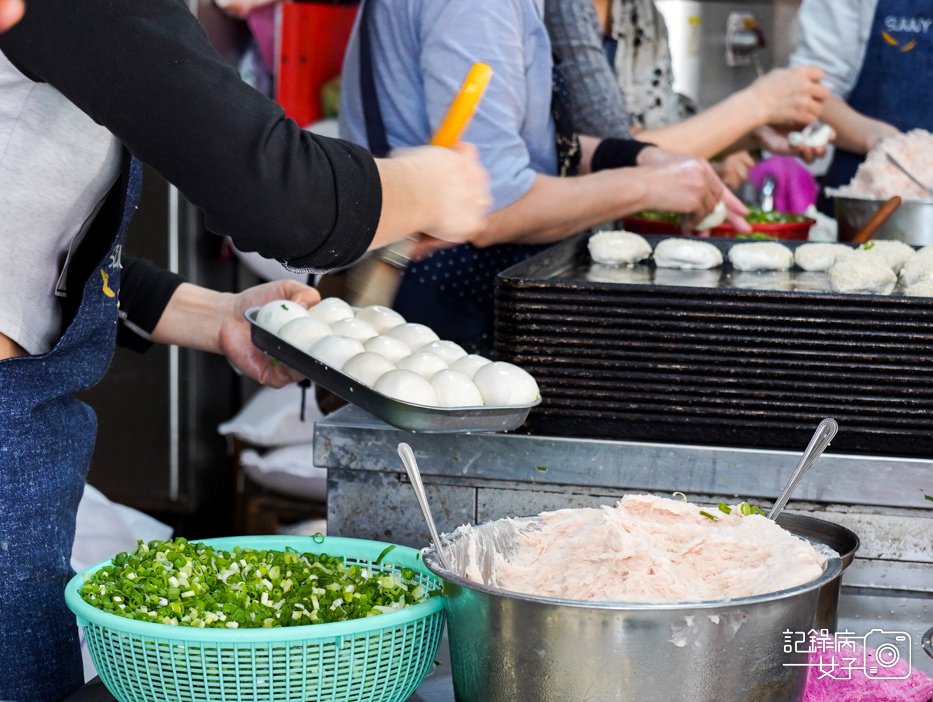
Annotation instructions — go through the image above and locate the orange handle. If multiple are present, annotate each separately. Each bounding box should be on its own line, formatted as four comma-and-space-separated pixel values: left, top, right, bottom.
430, 62, 493, 147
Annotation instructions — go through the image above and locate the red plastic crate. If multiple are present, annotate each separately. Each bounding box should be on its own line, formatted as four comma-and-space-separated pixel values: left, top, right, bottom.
275, 2, 358, 127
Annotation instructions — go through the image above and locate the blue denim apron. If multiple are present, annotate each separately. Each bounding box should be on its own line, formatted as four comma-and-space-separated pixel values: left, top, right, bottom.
0, 157, 143, 701
820, 0, 933, 211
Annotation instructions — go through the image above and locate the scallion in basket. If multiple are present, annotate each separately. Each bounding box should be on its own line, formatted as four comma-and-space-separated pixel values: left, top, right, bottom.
80, 538, 431, 629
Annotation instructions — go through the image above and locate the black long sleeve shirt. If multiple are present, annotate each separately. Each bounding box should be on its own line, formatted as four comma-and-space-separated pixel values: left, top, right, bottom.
0, 0, 381, 273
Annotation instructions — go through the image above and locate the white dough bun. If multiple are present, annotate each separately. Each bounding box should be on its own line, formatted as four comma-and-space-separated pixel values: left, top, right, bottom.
728, 242, 794, 272
653, 238, 722, 270
588, 230, 652, 266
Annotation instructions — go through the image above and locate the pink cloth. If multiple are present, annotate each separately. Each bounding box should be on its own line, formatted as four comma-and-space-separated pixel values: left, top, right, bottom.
749, 156, 820, 214
803, 636, 933, 701
246, 4, 277, 75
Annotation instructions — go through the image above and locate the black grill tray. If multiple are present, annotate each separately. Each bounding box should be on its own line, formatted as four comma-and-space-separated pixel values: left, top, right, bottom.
494, 233, 933, 456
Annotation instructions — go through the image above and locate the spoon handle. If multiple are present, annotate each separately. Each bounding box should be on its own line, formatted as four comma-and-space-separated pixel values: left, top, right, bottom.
768, 418, 838, 521
398, 442, 452, 570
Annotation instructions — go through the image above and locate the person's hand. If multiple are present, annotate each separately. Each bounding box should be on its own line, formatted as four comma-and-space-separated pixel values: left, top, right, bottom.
749, 66, 829, 127
217, 280, 320, 388
638, 150, 750, 232
754, 125, 834, 163
712, 151, 756, 191
0, 0, 24, 31
391, 143, 492, 244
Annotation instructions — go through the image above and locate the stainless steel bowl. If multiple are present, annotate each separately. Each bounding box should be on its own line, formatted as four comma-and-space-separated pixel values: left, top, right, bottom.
833, 194, 933, 244
776, 513, 859, 631
425, 525, 844, 702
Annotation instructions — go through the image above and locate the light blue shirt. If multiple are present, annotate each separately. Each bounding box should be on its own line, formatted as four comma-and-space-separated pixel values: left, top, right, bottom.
339, 0, 558, 211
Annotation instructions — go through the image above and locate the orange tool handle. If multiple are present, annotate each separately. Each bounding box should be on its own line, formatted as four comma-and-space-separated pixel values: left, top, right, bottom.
430, 62, 493, 147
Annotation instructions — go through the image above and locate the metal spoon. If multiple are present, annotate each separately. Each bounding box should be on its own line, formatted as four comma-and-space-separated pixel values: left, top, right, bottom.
886, 152, 933, 196
768, 418, 838, 521
398, 442, 452, 570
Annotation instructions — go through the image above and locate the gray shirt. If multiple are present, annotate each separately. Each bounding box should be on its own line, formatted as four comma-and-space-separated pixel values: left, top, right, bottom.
0, 50, 121, 355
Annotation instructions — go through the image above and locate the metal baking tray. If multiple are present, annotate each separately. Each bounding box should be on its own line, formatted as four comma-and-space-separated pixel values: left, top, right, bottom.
246, 308, 539, 434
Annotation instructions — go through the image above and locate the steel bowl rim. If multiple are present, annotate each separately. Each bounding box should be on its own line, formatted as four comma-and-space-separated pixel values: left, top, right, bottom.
829, 191, 933, 207
423, 543, 843, 612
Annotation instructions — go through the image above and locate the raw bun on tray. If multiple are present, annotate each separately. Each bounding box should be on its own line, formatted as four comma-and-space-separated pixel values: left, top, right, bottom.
330, 318, 379, 341
588, 230, 652, 266
473, 362, 540, 406
728, 242, 794, 272
364, 335, 413, 363
256, 299, 308, 333
694, 200, 728, 231
387, 323, 440, 351
420, 340, 468, 364
341, 352, 396, 387
277, 317, 332, 351
794, 243, 851, 272
450, 354, 493, 379
354, 305, 405, 333
308, 336, 366, 369
397, 351, 449, 379
373, 369, 439, 406
653, 238, 723, 270
306, 297, 354, 324
430, 369, 484, 407
828, 256, 897, 294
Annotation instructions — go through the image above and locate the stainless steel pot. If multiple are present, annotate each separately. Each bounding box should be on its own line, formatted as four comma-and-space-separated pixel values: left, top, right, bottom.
833, 194, 933, 244
776, 513, 859, 631
425, 526, 844, 702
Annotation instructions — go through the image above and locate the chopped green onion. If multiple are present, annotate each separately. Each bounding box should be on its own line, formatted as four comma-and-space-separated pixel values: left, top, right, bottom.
739, 502, 752, 516
925, 494, 933, 502
535, 465, 548, 473
862, 242, 875, 250
718, 502, 732, 515
374, 545, 396, 565
699, 510, 719, 521
79, 538, 430, 629
311, 533, 325, 545
672, 492, 688, 503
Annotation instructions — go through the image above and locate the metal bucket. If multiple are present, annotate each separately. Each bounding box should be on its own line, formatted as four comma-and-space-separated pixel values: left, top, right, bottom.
776, 513, 859, 631
425, 524, 843, 702
833, 195, 933, 245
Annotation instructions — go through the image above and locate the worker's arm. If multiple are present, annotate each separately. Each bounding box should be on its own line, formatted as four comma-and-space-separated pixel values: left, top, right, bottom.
0, 0, 487, 271
636, 67, 830, 158
475, 150, 745, 247
820, 94, 900, 155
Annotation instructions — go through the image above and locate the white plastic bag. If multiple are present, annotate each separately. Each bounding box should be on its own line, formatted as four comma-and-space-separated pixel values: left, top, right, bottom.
218, 384, 321, 447
240, 443, 326, 501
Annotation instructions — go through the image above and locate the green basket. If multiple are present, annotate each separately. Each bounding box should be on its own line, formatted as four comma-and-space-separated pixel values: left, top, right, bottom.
65, 536, 445, 702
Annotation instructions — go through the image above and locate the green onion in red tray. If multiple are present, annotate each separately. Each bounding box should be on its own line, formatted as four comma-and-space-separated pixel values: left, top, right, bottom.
79, 538, 432, 629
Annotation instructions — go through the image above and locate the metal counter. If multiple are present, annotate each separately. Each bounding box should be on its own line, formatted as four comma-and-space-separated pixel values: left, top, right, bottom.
316, 405, 933, 677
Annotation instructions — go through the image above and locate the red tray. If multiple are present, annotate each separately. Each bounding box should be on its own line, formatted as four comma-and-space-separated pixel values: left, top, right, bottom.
622, 216, 815, 241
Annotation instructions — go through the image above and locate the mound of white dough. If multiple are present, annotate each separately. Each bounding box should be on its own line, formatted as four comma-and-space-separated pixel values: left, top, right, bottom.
453, 494, 826, 603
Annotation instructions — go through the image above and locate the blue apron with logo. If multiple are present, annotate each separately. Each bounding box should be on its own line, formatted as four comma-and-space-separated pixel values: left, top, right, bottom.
821, 0, 933, 209
0, 157, 142, 701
